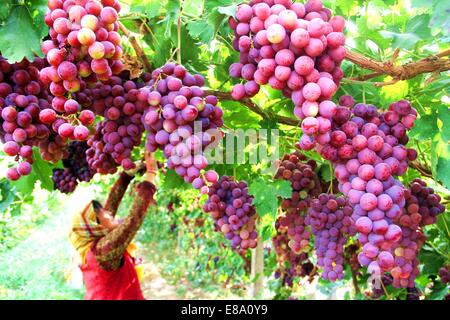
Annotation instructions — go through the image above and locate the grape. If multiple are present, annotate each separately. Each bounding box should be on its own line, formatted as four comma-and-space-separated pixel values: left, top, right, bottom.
203, 176, 258, 250
85, 76, 148, 174
274, 151, 322, 255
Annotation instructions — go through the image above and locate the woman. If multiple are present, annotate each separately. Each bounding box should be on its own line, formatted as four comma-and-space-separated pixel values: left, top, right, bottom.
69, 153, 157, 300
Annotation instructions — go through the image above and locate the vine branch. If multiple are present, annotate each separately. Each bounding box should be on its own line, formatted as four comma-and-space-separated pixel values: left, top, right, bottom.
204, 90, 300, 127
118, 22, 152, 73
346, 49, 450, 86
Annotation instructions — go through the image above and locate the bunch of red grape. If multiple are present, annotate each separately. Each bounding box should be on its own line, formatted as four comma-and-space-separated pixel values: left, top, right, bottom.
41, 0, 123, 98
305, 193, 356, 281
274, 151, 322, 252
202, 176, 258, 250
143, 63, 223, 191
305, 98, 418, 278
52, 141, 95, 193
0, 56, 54, 180
85, 76, 148, 174
229, 0, 345, 142
439, 265, 449, 284
38, 132, 69, 163
344, 243, 362, 276
390, 179, 445, 288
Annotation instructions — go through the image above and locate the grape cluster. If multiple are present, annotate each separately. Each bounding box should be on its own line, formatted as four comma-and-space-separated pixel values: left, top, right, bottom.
0, 56, 54, 180
306, 194, 356, 281
306, 98, 418, 277
52, 141, 95, 193
202, 176, 258, 250
274, 151, 322, 252
390, 179, 445, 288
85, 76, 147, 174
272, 218, 315, 287
229, 0, 345, 142
38, 133, 68, 163
143, 63, 223, 191
41, 0, 123, 97
439, 266, 450, 284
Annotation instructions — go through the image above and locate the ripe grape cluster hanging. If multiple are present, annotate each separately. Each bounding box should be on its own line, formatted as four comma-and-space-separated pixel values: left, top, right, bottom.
0, 0, 447, 299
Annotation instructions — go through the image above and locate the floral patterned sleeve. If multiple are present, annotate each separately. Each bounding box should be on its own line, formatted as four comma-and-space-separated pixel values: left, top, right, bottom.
104, 172, 134, 217
94, 181, 156, 271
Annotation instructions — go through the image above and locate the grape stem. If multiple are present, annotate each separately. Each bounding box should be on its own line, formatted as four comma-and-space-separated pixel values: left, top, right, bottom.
118, 22, 152, 72
177, 0, 184, 65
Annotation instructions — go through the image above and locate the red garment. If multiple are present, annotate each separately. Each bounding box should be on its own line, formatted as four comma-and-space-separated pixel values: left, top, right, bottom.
80, 245, 145, 300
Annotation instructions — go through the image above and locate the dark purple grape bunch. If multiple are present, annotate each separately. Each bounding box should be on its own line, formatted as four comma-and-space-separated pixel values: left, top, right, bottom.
274, 151, 322, 253
406, 287, 421, 300
52, 141, 95, 193
202, 176, 258, 250
85, 77, 148, 174
142, 63, 223, 192
275, 151, 322, 213
0, 56, 55, 181
305, 193, 356, 281
272, 221, 314, 287
389, 179, 446, 288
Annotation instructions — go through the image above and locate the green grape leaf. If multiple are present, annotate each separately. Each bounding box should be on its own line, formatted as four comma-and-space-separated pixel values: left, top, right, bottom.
0, 180, 16, 212
10, 148, 54, 194
248, 178, 292, 218
0, 5, 46, 62
217, 4, 237, 17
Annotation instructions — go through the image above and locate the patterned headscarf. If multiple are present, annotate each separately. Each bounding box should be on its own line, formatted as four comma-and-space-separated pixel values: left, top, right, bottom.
69, 201, 109, 264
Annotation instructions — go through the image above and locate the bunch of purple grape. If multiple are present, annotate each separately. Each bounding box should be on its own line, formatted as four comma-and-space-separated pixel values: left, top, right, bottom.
41, 0, 123, 97
229, 0, 345, 143
143, 63, 223, 191
305, 194, 356, 281
389, 179, 445, 288
38, 132, 69, 164
52, 141, 95, 193
202, 176, 258, 250
0, 56, 54, 181
85, 76, 148, 174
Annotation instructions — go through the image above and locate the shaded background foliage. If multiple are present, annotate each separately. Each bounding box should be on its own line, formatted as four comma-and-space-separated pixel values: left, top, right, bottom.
0, 0, 449, 300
